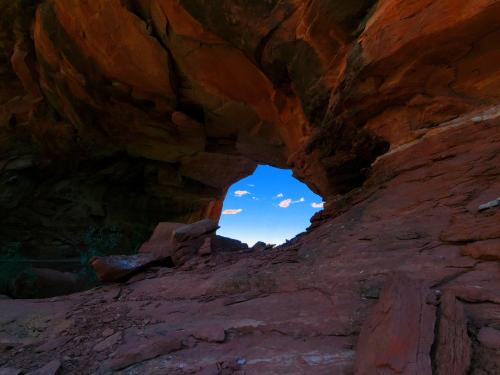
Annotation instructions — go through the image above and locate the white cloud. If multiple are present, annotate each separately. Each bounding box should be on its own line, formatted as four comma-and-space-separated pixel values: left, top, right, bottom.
278, 197, 305, 208
247, 184, 255, 187
234, 190, 250, 197
311, 202, 324, 209
222, 209, 243, 215
278, 199, 292, 208
274, 193, 284, 199
252, 197, 259, 201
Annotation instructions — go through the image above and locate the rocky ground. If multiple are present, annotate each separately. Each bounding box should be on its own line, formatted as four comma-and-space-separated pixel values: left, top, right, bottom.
1, 108, 499, 374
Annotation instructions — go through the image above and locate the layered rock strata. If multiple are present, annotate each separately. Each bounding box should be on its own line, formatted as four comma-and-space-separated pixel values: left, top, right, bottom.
1, 0, 498, 260
1, 107, 499, 373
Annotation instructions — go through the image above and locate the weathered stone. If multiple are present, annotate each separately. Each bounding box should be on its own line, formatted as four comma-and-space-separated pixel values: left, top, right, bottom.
435, 293, 471, 375
89, 254, 157, 282
461, 239, 500, 261
94, 331, 122, 352
138, 222, 184, 258
192, 325, 226, 343
198, 237, 212, 256
35, 337, 71, 353
1, 0, 499, 270
107, 336, 184, 371
251, 241, 275, 251
180, 152, 257, 190
11, 268, 85, 299
212, 236, 248, 253
25, 360, 62, 375
353, 274, 435, 375
172, 219, 219, 243
478, 327, 500, 350
101, 328, 115, 338
0, 0, 499, 373
478, 198, 500, 211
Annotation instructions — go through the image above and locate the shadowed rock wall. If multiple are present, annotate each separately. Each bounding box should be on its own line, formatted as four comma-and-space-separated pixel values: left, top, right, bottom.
1, 0, 499, 258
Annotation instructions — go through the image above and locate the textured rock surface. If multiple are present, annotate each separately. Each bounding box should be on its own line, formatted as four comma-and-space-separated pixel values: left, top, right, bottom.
1, 0, 497, 260
0, 0, 499, 373
353, 274, 435, 375
1, 107, 499, 373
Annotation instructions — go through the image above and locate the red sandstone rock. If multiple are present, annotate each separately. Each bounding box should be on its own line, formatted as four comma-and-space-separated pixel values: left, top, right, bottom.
461, 239, 500, 261
0, 1, 499, 374
138, 222, 184, 258
93, 331, 122, 352
198, 237, 212, 256
89, 254, 157, 282
435, 292, 471, 375
212, 236, 248, 253
172, 219, 218, 242
478, 327, 500, 350
353, 274, 435, 375
107, 335, 184, 371
1, 112, 499, 371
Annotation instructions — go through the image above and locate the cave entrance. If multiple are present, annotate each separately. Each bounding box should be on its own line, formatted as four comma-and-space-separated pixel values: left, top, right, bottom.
217, 165, 324, 246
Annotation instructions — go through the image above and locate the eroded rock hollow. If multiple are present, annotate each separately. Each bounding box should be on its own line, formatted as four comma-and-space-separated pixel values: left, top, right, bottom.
1, 0, 499, 374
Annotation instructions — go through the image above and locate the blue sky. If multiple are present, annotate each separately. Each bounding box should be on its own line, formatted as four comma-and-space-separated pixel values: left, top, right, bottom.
217, 165, 324, 246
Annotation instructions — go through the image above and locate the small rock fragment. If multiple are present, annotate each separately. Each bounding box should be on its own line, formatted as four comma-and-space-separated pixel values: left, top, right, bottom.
236, 357, 247, 366
35, 337, 71, 353
102, 328, 115, 338
25, 360, 62, 375
94, 332, 122, 352
478, 198, 500, 211
198, 237, 212, 256
478, 327, 500, 349
193, 326, 226, 343
461, 239, 500, 261
107, 335, 184, 370
89, 254, 156, 282
251, 241, 274, 251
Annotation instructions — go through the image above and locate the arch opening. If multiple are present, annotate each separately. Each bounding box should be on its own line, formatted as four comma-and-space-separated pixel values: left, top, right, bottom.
217, 165, 324, 246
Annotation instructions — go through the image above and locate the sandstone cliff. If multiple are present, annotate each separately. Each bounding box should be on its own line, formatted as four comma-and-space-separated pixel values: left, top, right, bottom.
0, 0, 499, 373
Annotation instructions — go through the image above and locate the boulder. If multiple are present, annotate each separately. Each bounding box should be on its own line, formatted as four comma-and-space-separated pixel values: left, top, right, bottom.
89, 254, 157, 282
91, 219, 224, 280
138, 222, 184, 258
172, 219, 219, 242
212, 236, 248, 253
251, 242, 274, 251
11, 268, 86, 299
169, 219, 219, 265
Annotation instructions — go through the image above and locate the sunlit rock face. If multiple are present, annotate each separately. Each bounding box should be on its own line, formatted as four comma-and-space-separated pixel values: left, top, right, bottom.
1, 0, 499, 257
